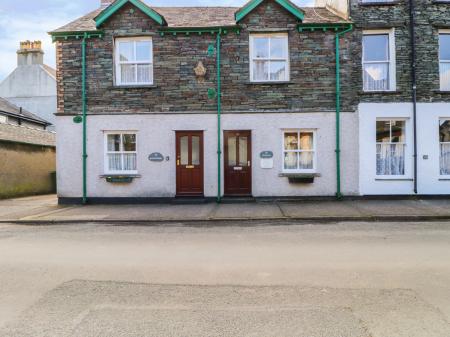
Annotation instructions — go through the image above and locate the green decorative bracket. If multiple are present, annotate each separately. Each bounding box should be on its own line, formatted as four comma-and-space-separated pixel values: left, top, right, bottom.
207, 44, 215, 57
208, 88, 217, 99
73, 116, 83, 124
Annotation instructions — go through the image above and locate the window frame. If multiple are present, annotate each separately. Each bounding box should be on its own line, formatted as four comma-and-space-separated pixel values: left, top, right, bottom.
281, 129, 317, 174
439, 119, 450, 177
114, 36, 154, 87
439, 30, 450, 91
362, 29, 396, 92
375, 119, 407, 178
104, 131, 138, 175
249, 33, 290, 83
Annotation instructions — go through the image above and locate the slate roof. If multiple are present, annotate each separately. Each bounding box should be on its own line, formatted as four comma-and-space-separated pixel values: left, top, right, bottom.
0, 97, 51, 125
51, 5, 349, 34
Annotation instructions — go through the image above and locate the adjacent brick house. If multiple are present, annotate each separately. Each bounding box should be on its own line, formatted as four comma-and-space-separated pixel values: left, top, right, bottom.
50, 0, 450, 203
350, 0, 450, 195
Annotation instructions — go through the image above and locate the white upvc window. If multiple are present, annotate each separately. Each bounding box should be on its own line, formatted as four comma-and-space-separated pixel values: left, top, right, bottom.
362, 29, 396, 91
282, 130, 316, 173
115, 37, 153, 86
439, 31, 450, 91
440, 119, 450, 176
376, 120, 406, 176
104, 132, 137, 174
250, 33, 289, 82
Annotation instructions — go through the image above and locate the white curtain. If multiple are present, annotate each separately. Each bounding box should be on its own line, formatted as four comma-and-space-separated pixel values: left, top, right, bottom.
108, 153, 122, 171
364, 63, 389, 91
376, 143, 405, 175
123, 153, 137, 171
440, 143, 450, 175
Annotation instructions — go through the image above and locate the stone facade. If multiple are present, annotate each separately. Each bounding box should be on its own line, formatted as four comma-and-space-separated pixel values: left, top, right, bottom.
56, 1, 354, 115
349, 0, 450, 103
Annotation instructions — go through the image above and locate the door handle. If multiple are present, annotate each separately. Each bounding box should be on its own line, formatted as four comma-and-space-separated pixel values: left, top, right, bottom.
177, 159, 180, 166
248, 161, 251, 167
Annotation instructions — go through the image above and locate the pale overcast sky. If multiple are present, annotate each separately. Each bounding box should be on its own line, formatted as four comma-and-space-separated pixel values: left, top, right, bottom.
0, 0, 315, 81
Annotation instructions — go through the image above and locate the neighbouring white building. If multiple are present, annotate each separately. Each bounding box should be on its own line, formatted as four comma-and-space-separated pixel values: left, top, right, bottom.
0, 41, 57, 130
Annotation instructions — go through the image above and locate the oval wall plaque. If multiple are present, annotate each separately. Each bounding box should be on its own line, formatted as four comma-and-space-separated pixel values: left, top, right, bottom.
260, 151, 274, 159
149, 153, 164, 162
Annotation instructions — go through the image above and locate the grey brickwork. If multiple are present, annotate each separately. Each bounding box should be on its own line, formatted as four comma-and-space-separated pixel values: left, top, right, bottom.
56, 1, 353, 115
349, 0, 450, 103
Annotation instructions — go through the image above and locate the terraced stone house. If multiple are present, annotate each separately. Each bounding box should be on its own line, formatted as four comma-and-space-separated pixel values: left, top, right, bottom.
50, 0, 450, 203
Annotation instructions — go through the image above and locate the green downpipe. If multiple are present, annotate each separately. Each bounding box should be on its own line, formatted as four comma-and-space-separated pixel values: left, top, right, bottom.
82, 32, 88, 204
216, 30, 222, 203
335, 25, 353, 200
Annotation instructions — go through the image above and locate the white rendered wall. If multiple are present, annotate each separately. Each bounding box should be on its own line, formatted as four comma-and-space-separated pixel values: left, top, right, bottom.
359, 102, 450, 195
359, 103, 415, 195
417, 103, 450, 195
56, 112, 359, 199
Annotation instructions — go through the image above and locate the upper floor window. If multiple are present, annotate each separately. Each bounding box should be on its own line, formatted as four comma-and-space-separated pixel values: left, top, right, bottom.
439, 31, 450, 91
362, 30, 396, 91
250, 33, 289, 83
115, 37, 153, 86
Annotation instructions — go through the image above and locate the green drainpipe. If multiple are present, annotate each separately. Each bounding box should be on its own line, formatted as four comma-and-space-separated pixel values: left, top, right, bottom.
216, 30, 222, 203
82, 32, 88, 204
335, 24, 353, 200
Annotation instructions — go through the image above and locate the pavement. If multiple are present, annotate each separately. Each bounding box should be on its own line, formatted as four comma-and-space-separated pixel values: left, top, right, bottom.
0, 221, 449, 336
3, 194, 450, 223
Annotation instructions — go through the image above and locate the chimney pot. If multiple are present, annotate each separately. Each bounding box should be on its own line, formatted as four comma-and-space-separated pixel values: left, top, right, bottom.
17, 40, 44, 66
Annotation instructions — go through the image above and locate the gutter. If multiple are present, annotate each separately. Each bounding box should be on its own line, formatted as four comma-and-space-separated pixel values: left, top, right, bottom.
409, 0, 418, 194
49, 30, 103, 204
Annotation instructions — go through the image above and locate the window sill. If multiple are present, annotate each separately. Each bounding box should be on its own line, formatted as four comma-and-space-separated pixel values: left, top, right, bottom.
279, 173, 321, 178
100, 174, 141, 178
432, 90, 450, 94
433, 1, 450, 4
246, 81, 291, 85
375, 177, 413, 181
112, 85, 157, 89
359, 1, 401, 6
438, 178, 450, 181
359, 90, 400, 95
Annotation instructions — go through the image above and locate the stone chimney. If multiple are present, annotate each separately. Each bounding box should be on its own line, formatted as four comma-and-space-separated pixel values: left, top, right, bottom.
101, 0, 114, 8
17, 40, 44, 66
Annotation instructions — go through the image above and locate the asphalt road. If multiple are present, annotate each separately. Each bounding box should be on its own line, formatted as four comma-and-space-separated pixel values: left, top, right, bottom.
0, 221, 450, 336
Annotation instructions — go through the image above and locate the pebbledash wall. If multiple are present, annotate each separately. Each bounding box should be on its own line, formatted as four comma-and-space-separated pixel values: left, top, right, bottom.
56, 113, 359, 199
54, 0, 359, 201
351, 0, 450, 195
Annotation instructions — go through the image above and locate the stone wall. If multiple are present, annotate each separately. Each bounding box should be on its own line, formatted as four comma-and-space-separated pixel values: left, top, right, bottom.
56, 0, 354, 115
0, 141, 56, 199
0, 123, 56, 199
349, 0, 450, 103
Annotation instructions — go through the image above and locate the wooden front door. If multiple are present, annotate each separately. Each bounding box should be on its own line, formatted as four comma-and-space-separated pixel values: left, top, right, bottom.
176, 131, 204, 196
224, 130, 252, 196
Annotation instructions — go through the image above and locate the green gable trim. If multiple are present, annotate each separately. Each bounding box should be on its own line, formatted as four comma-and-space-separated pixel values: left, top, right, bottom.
95, 0, 166, 28
235, 0, 304, 23
49, 31, 104, 42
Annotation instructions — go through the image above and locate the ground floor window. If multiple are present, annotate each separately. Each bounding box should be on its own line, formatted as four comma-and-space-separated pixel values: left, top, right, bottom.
376, 120, 406, 176
440, 120, 450, 175
283, 130, 316, 172
104, 132, 137, 174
